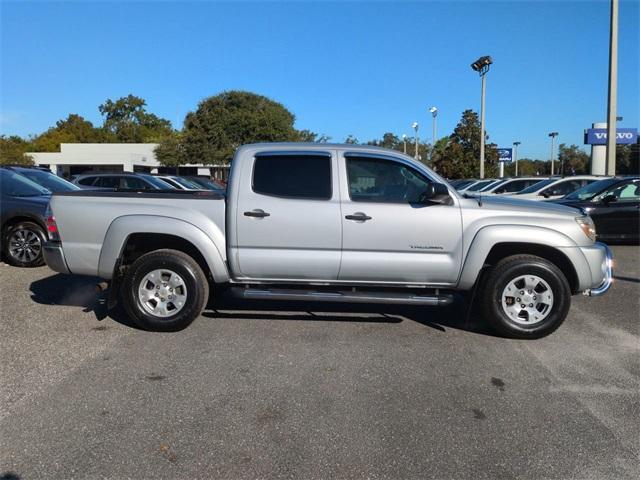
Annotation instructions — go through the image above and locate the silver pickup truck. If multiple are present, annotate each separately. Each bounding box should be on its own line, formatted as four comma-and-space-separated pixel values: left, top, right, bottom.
43, 143, 613, 338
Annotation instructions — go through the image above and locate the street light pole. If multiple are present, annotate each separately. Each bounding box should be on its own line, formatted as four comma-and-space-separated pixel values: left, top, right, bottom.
513, 141, 521, 176
429, 107, 438, 160
606, 0, 619, 175
471, 56, 492, 179
402, 134, 407, 154
548, 132, 558, 175
412, 122, 419, 160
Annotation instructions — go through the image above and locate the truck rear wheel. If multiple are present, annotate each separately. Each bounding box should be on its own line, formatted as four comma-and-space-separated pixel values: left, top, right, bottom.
121, 249, 209, 331
480, 254, 571, 339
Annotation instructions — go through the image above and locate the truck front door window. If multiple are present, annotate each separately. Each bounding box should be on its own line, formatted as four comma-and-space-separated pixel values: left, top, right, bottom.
346, 157, 431, 203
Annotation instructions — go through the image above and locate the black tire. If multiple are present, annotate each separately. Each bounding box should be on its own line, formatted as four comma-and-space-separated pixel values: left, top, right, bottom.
480, 254, 571, 339
121, 249, 209, 331
2, 221, 46, 268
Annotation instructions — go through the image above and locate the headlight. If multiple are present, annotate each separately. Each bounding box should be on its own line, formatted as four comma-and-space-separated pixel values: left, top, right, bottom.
576, 216, 596, 242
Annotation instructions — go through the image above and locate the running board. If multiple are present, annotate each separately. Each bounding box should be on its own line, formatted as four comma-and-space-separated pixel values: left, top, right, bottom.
230, 287, 454, 306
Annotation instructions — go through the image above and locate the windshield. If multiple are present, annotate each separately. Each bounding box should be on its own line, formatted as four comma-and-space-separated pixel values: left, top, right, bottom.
480, 179, 509, 192
188, 177, 225, 191
18, 169, 79, 192
0, 170, 51, 197
144, 175, 175, 189
466, 179, 495, 191
516, 178, 555, 194
171, 177, 202, 189
564, 178, 620, 201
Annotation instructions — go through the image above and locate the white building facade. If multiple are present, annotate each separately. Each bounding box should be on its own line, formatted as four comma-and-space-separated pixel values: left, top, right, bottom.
27, 143, 216, 178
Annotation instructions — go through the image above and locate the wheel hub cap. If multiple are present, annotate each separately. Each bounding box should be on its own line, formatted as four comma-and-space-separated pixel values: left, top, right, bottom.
501, 275, 554, 325
9, 229, 41, 263
138, 269, 187, 318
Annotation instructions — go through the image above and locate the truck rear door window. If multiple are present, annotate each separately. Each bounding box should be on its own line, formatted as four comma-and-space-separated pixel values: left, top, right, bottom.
252, 154, 332, 199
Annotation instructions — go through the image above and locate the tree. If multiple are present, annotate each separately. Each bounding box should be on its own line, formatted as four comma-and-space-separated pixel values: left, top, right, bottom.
617, 143, 640, 174
366, 132, 432, 164
504, 158, 550, 176
294, 129, 331, 143
30, 114, 109, 152
432, 109, 499, 178
0, 135, 34, 165
557, 144, 589, 175
182, 91, 298, 164
99, 94, 173, 143
344, 134, 359, 144
154, 131, 186, 170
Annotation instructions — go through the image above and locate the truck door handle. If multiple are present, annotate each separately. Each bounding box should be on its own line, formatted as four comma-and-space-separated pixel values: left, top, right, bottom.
345, 212, 372, 222
244, 209, 270, 218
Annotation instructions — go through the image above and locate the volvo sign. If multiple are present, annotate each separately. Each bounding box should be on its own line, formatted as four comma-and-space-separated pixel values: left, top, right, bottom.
584, 128, 637, 145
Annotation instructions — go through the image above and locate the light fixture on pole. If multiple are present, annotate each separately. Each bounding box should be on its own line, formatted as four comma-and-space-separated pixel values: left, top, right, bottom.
471, 55, 492, 179
548, 132, 559, 175
412, 122, 419, 160
513, 141, 521, 176
402, 134, 407, 154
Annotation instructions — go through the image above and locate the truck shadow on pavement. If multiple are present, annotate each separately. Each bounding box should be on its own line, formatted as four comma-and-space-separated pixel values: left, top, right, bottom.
29, 273, 494, 336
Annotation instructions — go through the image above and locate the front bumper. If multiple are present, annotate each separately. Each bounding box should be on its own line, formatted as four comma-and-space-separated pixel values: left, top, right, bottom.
42, 241, 70, 274
584, 243, 613, 297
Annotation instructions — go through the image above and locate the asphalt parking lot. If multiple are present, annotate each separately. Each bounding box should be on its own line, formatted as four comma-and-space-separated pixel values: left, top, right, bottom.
1, 246, 638, 480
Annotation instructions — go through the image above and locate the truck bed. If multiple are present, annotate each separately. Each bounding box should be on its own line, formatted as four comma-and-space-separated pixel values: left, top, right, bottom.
50, 190, 226, 277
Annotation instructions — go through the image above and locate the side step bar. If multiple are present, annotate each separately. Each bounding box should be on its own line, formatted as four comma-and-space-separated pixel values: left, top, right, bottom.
230, 287, 454, 306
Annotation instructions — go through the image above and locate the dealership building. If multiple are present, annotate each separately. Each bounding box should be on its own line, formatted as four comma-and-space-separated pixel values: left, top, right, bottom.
27, 143, 223, 178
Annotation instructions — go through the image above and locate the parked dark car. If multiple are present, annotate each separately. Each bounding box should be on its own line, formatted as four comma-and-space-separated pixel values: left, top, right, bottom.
551, 177, 640, 243
72, 173, 175, 190
0, 169, 52, 267
184, 176, 226, 191
2, 165, 79, 193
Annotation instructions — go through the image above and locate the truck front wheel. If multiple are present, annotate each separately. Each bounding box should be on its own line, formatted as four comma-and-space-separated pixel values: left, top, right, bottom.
480, 254, 571, 339
121, 249, 209, 331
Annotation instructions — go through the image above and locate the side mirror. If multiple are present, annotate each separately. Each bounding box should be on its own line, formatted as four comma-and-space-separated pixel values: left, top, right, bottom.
541, 191, 551, 198
601, 194, 617, 204
418, 182, 451, 205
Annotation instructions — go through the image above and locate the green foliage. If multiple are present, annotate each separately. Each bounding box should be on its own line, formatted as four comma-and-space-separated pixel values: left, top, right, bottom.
366, 132, 432, 164
0, 135, 33, 165
182, 90, 298, 164
557, 144, 589, 175
154, 131, 186, 167
294, 129, 331, 143
99, 94, 173, 143
432, 110, 498, 178
503, 158, 551, 176
616, 143, 640, 174
30, 114, 111, 152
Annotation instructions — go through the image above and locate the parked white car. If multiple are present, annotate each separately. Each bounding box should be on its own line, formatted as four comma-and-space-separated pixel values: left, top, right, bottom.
458, 178, 500, 193
467, 177, 548, 196
510, 176, 607, 201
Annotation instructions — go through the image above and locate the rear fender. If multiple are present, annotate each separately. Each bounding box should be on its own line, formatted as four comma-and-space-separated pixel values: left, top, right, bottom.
98, 215, 229, 283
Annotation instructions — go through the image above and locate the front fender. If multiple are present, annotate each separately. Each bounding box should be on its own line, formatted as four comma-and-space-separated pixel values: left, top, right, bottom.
457, 225, 589, 290
97, 215, 229, 283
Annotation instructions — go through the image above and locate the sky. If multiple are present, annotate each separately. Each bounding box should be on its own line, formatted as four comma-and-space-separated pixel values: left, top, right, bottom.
1, 0, 638, 160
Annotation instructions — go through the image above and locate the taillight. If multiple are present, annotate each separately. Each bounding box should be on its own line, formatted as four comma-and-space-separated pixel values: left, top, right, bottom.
45, 205, 60, 241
